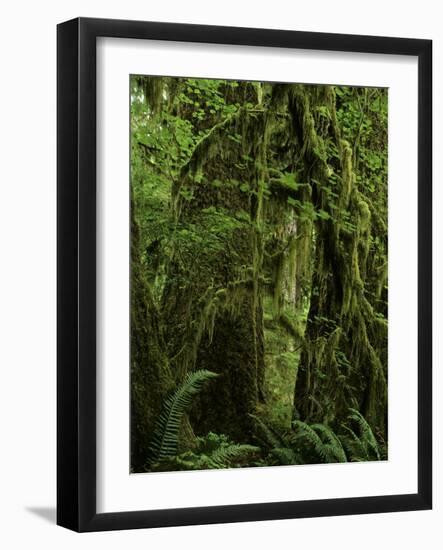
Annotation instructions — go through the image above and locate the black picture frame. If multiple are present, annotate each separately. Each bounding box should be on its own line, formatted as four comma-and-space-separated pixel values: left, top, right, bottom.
57, 17, 432, 532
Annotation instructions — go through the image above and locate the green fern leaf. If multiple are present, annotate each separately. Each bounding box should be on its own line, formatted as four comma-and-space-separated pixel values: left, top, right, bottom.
347, 408, 381, 460
207, 443, 259, 468
291, 420, 326, 460
270, 447, 298, 465
339, 427, 367, 461
147, 369, 218, 464
250, 413, 285, 449
311, 423, 347, 463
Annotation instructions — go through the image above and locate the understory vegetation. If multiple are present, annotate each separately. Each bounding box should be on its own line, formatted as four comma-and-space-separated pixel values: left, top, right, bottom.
130, 75, 388, 472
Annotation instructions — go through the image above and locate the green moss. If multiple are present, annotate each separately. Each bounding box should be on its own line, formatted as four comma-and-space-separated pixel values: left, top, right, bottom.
131, 76, 388, 468
291, 84, 387, 436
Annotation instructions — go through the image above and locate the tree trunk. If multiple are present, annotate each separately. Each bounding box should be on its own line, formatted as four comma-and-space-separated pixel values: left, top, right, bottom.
130, 197, 173, 471
288, 85, 387, 437
162, 108, 268, 441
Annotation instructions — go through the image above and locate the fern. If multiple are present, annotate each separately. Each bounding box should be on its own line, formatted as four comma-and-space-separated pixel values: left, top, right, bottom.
290, 420, 346, 463
311, 423, 347, 463
247, 409, 380, 466
147, 369, 218, 465
207, 443, 259, 468
249, 413, 285, 449
348, 409, 381, 460
149, 433, 260, 471
270, 447, 298, 465
291, 420, 324, 458
340, 409, 381, 461
340, 425, 368, 461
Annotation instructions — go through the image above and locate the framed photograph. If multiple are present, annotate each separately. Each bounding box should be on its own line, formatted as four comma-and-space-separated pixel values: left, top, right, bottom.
57, 17, 432, 532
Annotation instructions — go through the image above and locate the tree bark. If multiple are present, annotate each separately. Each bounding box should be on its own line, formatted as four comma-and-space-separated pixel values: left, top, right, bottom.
288, 85, 387, 437
130, 196, 173, 471
162, 108, 267, 442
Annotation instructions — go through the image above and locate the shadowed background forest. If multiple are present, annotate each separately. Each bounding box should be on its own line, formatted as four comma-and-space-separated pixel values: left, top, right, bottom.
130, 76, 388, 473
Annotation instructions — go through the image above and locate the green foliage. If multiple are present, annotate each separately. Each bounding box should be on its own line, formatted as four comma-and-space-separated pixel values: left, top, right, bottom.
146, 370, 219, 466
291, 421, 347, 463
150, 433, 260, 471
339, 408, 383, 461
252, 409, 384, 466
130, 75, 388, 473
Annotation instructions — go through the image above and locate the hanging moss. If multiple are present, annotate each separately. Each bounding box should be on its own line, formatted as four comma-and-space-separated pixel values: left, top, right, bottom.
160, 106, 272, 441
130, 194, 174, 471
290, 85, 387, 438
130, 76, 388, 469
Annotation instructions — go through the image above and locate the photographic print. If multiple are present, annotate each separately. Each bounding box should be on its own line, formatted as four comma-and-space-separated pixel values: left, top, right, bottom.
130, 75, 388, 474
57, 19, 431, 531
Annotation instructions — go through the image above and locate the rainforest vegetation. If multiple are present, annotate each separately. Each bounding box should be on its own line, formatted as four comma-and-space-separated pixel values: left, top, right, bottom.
130, 75, 388, 473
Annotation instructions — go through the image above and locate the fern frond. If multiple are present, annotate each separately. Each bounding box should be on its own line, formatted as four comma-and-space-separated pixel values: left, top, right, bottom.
348, 408, 381, 460
270, 447, 298, 465
290, 420, 347, 463
291, 420, 326, 460
207, 443, 259, 468
339, 425, 365, 460
311, 423, 347, 463
250, 413, 284, 449
147, 370, 218, 465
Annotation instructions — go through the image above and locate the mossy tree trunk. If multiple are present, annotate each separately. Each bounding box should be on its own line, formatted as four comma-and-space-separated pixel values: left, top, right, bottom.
130, 196, 173, 471
286, 85, 387, 438
162, 103, 268, 441
130, 75, 388, 468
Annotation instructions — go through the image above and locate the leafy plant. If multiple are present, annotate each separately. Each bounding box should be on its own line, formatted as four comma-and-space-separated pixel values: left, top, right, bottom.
291, 421, 347, 463
150, 432, 260, 471
131, 76, 388, 473
339, 408, 383, 461
146, 370, 218, 466
252, 409, 383, 466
